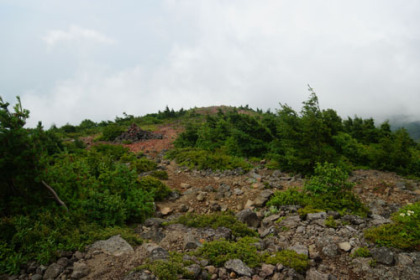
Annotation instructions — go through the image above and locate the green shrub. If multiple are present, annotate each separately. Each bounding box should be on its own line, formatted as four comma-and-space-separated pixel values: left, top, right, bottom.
325, 216, 338, 229
297, 205, 323, 219
136, 252, 193, 280
138, 176, 171, 201
149, 170, 169, 180
351, 247, 371, 258
80, 190, 127, 226
195, 237, 261, 267
266, 188, 307, 207
100, 125, 125, 141
132, 157, 158, 173
170, 212, 257, 238
264, 250, 309, 273
165, 148, 251, 171
365, 202, 420, 250
304, 162, 354, 195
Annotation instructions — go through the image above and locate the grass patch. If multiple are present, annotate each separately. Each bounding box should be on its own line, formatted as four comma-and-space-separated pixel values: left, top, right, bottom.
169, 212, 257, 238
364, 202, 420, 250
264, 250, 309, 273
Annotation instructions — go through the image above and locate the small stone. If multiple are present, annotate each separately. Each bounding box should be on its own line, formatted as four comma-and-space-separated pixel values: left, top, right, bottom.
180, 183, 191, 189
160, 207, 173, 215
31, 275, 43, 280
179, 204, 189, 212
245, 200, 254, 209
338, 242, 352, 252
307, 212, 327, 221
90, 235, 134, 257
73, 251, 84, 260
205, 266, 217, 274
305, 268, 330, 280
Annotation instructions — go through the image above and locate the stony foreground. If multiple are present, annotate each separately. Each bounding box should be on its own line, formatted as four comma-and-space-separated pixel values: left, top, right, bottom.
4, 163, 420, 280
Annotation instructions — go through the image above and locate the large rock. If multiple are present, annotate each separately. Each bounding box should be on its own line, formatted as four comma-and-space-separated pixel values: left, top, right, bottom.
254, 190, 274, 207
43, 263, 63, 280
143, 243, 169, 260
71, 261, 90, 279
236, 208, 260, 228
124, 270, 157, 280
225, 259, 252, 277
371, 247, 395, 265
289, 244, 309, 257
305, 268, 330, 280
90, 235, 134, 256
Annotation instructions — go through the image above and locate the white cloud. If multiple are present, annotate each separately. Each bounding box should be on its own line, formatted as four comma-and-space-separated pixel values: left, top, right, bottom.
43, 25, 115, 49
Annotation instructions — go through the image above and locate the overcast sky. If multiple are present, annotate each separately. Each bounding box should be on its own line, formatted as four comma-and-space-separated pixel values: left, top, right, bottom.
1, 0, 420, 127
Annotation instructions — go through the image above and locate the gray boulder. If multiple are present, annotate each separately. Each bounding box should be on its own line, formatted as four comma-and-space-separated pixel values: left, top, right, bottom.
71, 261, 90, 279
43, 263, 63, 280
90, 235, 134, 256
371, 247, 395, 265
225, 259, 252, 277
236, 208, 260, 228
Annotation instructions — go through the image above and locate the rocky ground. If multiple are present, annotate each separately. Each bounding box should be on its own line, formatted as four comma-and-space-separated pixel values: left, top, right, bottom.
5, 125, 420, 280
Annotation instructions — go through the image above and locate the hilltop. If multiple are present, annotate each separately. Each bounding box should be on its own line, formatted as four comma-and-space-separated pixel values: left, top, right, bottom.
1, 95, 420, 280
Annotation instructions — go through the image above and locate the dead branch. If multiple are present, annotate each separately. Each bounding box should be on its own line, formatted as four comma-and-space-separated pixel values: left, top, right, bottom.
41, 180, 68, 212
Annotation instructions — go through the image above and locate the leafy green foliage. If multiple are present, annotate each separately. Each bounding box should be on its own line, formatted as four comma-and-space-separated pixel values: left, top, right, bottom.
166, 148, 251, 171
100, 124, 126, 141
267, 164, 368, 216
351, 247, 371, 258
138, 176, 171, 201
304, 162, 354, 195
170, 212, 257, 238
172, 89, 420, 176
195, 237, 261, 267
365, 202, 420, 250
136, 252, 193, 280
264, 250, 309, 273
266, 188, 306, 207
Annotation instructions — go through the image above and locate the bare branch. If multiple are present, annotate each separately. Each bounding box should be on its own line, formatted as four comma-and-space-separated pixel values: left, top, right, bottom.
41, 180, 68, 212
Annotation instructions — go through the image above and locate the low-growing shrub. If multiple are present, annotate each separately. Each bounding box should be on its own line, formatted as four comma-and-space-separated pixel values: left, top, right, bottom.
351, 247, 371, 258
136, 252, 193, 280
365, 202, 420, 250
170, 212, 257, 238
266, 188, 306, 207
195, 237, 261, 267
100, 125, 126, 141
325, 216, 338, 229
149, 170, 169, 180
264, 250, 309, 273
138, 176, 171, 201
165, 148, 251, 171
